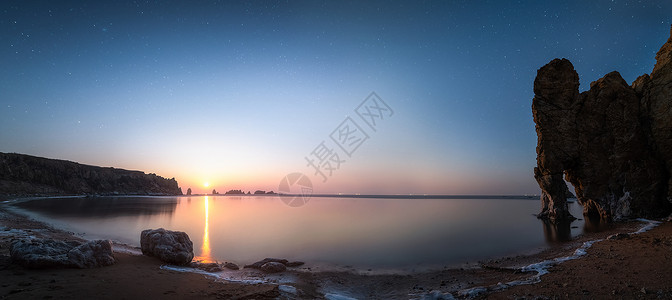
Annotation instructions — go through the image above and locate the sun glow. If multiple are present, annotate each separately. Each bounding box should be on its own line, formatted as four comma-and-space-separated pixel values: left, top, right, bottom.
204, 182, 210, 187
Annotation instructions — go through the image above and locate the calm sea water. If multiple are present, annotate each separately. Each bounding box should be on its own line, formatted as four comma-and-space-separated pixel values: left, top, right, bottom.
10, 195, 588, 271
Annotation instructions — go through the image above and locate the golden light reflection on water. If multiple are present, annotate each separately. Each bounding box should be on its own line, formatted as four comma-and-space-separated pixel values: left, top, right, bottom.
198, 196, 211, 262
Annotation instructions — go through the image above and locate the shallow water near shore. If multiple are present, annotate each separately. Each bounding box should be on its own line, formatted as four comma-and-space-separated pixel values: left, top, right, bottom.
9, 195, 589, 271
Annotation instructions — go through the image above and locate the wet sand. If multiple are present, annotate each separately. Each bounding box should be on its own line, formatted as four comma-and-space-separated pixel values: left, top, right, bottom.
1, 202, 670, 299
488, 220, 672, 299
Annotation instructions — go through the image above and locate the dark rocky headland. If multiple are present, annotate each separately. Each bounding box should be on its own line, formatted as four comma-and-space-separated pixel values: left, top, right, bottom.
0, 152, 182, 197
533, 25, 672, 222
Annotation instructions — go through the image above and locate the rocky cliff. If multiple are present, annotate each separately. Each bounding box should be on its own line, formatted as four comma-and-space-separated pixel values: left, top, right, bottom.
533, 25, 672, 222
0, 152, 182, 197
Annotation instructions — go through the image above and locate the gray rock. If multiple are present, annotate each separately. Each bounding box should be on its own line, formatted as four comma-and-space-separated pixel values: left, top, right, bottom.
189, 261, 223, 272
224, 262, 239, 270
10, 238, 115, 269
244, 258, 303, 270
244, 258, 289, 269
285, 261, 305, 267
140, 228, 194, 265
260, 262, 287, 273
10, 239, 77, 268
67, 240, 115, 268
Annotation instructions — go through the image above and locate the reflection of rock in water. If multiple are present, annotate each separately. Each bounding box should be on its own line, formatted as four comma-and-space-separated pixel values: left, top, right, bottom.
541, 219, 572, 243
542, 213, 611, 243
582, 214, 611, 233
13, 196, 178, 218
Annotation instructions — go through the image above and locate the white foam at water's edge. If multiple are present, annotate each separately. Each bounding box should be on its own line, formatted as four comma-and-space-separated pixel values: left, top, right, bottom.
160, 265, 269, 284
324, 293, 359, 300
111, 243, 142, 255
160, 264, 301, 285
439, 218, 662, 299
634, 218, 662, 234
161, 265, 310, 298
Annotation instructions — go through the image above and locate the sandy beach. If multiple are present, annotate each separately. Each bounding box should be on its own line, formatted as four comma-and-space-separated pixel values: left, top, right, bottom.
1, 199, 670, 299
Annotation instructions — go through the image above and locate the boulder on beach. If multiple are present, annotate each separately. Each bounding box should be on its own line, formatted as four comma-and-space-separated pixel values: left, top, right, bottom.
10, 238, 115, 269
68, 240, 116, 268
140, 228, 194, 265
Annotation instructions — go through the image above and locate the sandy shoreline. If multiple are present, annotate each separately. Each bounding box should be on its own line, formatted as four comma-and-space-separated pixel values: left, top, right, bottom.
1, 201, 671, 299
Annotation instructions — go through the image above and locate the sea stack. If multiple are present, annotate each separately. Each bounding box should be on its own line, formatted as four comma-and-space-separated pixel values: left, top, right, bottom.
532, 25, 672, 222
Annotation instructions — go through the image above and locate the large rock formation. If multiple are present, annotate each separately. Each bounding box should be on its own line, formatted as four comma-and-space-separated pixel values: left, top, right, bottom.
0, 152, 182, 196
140, 228, 194, 265
533, 25, 672, 222
10, 238, 115, 269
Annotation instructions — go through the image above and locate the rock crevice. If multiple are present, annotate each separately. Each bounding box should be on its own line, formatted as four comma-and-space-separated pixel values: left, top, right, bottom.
533, 25, 672, 222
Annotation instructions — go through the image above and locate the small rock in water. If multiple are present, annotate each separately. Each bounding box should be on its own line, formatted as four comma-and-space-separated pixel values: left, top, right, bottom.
244, 257, 303, 271
260, 262, 287, 273
244, 258, 289, 269
285, 261, 305, 267
224, 262, 239, 270
189, 262, 223, 272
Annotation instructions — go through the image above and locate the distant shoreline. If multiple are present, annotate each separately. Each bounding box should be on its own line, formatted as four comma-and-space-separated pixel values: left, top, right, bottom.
2, 193, 541, 202
277, 193, 540, 199
208, 193, 540, 200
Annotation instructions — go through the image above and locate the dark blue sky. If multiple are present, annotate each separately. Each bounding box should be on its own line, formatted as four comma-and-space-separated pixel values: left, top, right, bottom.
1, 1, 670, 194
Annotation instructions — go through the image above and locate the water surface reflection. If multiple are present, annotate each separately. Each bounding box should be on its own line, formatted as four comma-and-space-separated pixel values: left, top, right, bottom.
12, 196, 599, 270
13, 196, 178, 217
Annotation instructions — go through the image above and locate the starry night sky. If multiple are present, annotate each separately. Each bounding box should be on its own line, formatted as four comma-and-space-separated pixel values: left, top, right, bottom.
1, 1, 671, 194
